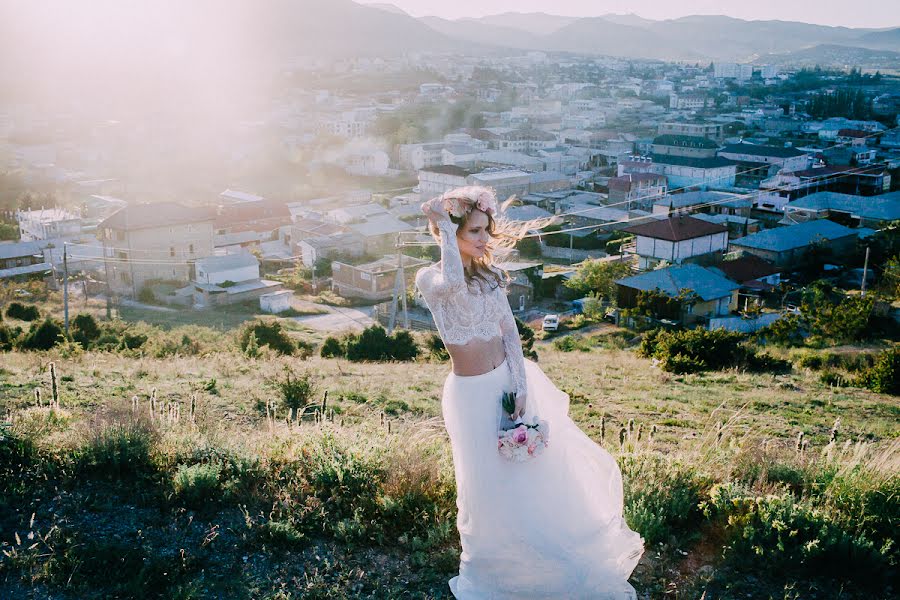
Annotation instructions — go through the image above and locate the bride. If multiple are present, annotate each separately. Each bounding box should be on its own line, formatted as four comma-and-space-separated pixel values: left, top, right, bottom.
415, 186, 644, 599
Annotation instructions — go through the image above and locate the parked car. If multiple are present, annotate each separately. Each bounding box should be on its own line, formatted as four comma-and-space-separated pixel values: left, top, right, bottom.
542, 314, 560, 332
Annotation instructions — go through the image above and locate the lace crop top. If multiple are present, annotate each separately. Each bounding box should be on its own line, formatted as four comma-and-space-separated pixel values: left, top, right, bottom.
415, 220, 528, 398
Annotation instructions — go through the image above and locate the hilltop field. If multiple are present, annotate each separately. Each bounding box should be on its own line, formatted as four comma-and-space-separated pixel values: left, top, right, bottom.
0, 290, 897, 599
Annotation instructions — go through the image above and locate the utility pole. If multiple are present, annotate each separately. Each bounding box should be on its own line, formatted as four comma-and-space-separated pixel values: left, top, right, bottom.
861, 245, 870, 297
63, 243, 69, 336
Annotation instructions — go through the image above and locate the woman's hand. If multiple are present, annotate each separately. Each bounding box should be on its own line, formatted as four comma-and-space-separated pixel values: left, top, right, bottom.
421, 197, 452, 225
511, 392, 527, 421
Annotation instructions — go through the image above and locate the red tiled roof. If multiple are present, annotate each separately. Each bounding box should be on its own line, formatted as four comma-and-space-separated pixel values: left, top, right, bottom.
837, 129, 868, 138
624, 215, 727, 242
717, 255, 781, 283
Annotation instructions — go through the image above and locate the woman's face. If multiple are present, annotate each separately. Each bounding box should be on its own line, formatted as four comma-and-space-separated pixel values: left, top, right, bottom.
456, 209, 491, 263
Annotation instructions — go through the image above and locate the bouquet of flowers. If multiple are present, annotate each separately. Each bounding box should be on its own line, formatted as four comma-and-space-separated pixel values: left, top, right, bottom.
498, 391, 549, 462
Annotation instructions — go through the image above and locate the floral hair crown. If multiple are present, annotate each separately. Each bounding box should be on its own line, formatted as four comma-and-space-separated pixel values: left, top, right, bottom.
440, 186, 498, 224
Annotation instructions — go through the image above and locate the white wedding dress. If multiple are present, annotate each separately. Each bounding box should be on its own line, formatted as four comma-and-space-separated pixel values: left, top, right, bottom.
416, 219, 644, 599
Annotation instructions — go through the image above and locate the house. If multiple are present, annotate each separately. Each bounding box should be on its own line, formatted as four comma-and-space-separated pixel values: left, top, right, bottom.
658, 121, 724, 142
624, 215, 729, 270
442, 145, 483, 168
417, 165, 473, 197
498, 261, 544, 312
0, 240, 51, 280
717, 143, 810, 187
615, 264, 739, 326
692, 213, 761, 240
608, 173, 668, 211
652, 191, 752, 218
467, 170, 532, 201
729, 220, 860, 268
712, 254, 782, 309
331, 254, 431, 301
398, 142, 445, 171
528, 171, 571, 194
296, 233, 365, 268
346, 214, 413, 255
325, 203, 388, 225
214, 199, 292, 235
759, 164, 892, 201
16, 208, 82, 241
191, 252, 283, 308
781, 191, 900, 229
97, 202, 215, 297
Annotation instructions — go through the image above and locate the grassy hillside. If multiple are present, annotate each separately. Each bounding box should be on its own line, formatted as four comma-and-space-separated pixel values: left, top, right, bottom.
0, 323, 897, 599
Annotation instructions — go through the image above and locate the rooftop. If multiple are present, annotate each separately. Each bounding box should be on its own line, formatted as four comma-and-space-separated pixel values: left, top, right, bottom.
624, 215, 728, 241
785, 191, 900, 222
652, 135, 719, 149
714, 255, 781, 283
615, 264, 739, 302
654, 191, 751, 210
649, 154, 736, 169
719, 143, 808, 159
99, 202, 215, 232
420, 165, 474, 177
730, 220, 858, 253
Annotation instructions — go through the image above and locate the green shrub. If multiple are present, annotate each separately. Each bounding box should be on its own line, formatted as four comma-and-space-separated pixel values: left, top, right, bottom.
820, 370, 851, 387
270, 368, 317, 421
172, 462, 222, 509
639, 327, 789, 374
259, 519, 306, 548
622, 455, 707, 546
5, 302, 40, 321
856, 346, 900, 395
797, 353, 824, 370
515, 316, 538, 360
0, 324, 21, 351
19, 317, 66, 351
269, 434, 384, 541
390, 330, 419, 361
78, 421, 158, 479
426, 334, 449, 361
553, 335, 592, 352
344, 325, 419, 362
756, 313, 804, 346
346, 325, 392, 361
320, 336, 345, 358
71, 313, 101, 349
238, 320, 296, 356
137, 285, 156, 304
703, 483, 893, 582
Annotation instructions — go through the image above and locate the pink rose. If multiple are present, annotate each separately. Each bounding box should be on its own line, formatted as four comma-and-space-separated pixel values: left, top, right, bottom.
513, 425, 528, 445
442, 196, 465, 219
475, 190, 496, 215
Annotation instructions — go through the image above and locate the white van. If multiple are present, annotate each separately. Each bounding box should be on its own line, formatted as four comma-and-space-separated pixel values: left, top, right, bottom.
542, 314, 560, 332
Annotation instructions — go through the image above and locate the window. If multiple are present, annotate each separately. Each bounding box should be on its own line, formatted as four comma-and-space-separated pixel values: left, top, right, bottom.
189, 244, 194, 254
170, 247, 175, 257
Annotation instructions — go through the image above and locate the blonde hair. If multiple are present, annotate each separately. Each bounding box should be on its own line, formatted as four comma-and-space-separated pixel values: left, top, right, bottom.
427, 186, 557, 289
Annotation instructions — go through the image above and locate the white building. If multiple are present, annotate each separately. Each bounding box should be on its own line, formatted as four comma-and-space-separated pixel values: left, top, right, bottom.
398, 142, 445, 171
194, 252, 259, 286
624, 215, 730, 270
17, 208, 82, 241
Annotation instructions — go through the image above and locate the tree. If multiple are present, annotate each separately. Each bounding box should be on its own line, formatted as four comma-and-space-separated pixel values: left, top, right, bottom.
564, 259, 632, 301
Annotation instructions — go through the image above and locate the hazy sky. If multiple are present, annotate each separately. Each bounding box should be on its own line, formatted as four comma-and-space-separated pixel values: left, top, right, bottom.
359, 0, 900, 29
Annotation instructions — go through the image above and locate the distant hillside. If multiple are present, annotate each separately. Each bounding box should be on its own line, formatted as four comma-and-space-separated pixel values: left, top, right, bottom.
761, 44, 900, 71
420, 15, 539, 50
421, 11, 899, 63
465, 12, 579, 36
854, 28, 900, 51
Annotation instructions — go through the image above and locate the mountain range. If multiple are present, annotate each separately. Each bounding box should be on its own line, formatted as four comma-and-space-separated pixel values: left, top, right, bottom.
368, 3, 899, 64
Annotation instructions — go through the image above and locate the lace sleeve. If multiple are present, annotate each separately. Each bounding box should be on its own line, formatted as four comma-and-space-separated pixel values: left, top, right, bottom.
415, 219, 465, 298
499, 296, 528, 399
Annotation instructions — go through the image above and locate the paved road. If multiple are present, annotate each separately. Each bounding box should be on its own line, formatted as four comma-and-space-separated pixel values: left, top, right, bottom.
292, 304, 375, 332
